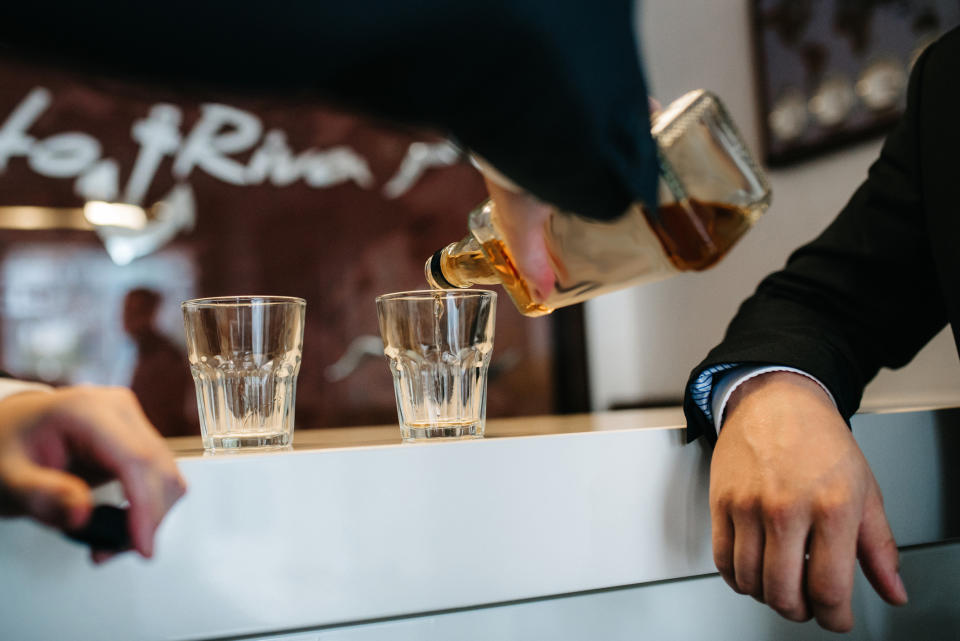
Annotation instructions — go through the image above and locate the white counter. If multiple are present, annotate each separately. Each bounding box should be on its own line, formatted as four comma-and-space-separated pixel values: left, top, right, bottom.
2, 407, 959, 640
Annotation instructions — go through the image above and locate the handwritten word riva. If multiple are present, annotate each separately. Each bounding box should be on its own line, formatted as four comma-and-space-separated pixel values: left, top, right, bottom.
0, 87, 459, 206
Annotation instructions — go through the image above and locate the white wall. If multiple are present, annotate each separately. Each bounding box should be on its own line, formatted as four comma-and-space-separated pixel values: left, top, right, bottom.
586, 0, 960, 411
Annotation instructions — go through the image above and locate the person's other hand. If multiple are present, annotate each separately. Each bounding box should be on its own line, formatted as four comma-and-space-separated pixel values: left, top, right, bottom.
710, 371, 908, 632
0, 386, 186, 560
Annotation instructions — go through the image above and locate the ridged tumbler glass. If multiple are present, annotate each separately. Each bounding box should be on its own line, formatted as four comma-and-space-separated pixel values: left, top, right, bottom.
182, 296, 305, 451
377, 290, 496, 442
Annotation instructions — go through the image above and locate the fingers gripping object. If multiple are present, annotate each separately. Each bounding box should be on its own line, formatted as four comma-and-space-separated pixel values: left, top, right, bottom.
64, 505, 131, 552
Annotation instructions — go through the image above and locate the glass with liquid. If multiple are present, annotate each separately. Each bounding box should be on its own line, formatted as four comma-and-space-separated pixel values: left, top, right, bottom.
376, 290, 495, 441
181, 296, 305, 451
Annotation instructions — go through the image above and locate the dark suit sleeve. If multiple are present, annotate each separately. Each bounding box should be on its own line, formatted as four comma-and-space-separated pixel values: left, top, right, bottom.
0, 0, 657, 221
684, 42, 947, 444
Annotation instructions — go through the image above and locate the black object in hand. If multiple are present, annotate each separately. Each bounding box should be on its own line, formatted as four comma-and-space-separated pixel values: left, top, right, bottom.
65, 505, 131, 551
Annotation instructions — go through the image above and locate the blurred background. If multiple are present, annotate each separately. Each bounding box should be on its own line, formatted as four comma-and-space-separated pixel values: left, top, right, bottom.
0, 0, 956, 437
0, 57, 558, 437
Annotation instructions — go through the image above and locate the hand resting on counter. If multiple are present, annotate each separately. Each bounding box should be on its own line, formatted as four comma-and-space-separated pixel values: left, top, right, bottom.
709, 371, 908, 632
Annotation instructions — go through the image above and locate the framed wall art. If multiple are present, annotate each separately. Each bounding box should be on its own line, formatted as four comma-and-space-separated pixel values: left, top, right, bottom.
752, 0, 960, 166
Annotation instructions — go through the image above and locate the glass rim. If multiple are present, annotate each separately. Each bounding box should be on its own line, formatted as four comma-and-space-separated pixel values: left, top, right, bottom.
375, 289, 497, 304
181, 295, 306, 309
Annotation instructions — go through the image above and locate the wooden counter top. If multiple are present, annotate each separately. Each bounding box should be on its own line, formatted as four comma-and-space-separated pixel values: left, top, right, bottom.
165, 407, 687, 457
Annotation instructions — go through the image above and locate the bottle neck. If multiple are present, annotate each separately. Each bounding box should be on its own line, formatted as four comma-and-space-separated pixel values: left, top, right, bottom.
425, 234, 499, 290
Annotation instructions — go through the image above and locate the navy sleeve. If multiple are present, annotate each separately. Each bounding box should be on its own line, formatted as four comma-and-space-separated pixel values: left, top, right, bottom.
0, 0, 658, 220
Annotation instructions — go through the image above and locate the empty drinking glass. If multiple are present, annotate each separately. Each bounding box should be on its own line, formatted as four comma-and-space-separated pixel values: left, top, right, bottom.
182, 296, 305, 451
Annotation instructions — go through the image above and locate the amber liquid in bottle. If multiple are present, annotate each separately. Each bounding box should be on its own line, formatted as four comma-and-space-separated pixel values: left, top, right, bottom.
477, 237, 550, 316
428, 197, 755, 316
649, 198, 753, 271
427, 90, 770, 316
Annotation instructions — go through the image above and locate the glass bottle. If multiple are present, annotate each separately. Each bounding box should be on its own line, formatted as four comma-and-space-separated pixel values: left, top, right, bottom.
425, 90, 772, 316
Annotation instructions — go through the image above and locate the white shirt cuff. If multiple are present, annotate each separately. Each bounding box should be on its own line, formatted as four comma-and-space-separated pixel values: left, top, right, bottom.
711, 365, 838, 434
0, 379, 55, 402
